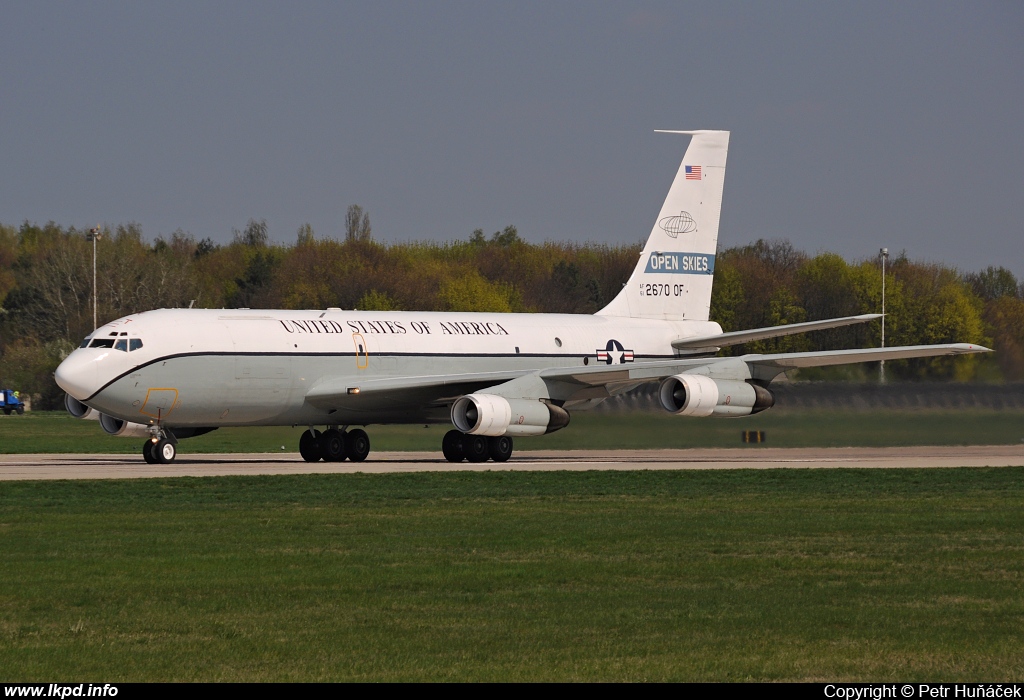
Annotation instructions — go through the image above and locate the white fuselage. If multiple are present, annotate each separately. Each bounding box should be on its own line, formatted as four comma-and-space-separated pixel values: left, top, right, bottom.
56, 308, 720, 429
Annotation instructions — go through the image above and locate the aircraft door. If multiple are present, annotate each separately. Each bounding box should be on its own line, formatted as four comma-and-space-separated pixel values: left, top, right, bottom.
352, 332, 369, 369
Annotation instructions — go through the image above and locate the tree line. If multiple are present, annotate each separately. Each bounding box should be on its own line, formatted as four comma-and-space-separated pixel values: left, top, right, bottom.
1, 212, 1021, 408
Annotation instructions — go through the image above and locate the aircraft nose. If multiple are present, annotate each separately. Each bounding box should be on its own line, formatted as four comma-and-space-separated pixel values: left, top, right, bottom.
55, 351, 100, 401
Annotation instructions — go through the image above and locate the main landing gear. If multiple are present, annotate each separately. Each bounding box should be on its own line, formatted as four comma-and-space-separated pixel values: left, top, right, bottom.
442, 430, 513, 463
299, 427, 371, 463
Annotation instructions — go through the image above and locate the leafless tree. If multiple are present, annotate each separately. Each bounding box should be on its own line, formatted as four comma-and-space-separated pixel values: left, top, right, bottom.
296, 223, 315, 246
234, 218, 269, 248
345, 205, 371, 243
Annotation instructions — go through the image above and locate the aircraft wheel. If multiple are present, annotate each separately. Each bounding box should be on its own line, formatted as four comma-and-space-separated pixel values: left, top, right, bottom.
442, 430, 465, 462
155, 439, 176, 465
348, 429, 370, 462
142, 440, 158, 464
299, 429, 322, 462
463, 434, 490, 463
320, 428, 347, 462
488, 435, 513, 463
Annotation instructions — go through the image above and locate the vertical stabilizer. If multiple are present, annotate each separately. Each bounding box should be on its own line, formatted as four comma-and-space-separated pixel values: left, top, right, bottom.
597, 130, 729, 321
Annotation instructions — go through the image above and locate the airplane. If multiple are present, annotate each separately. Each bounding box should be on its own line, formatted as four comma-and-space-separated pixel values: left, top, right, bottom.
54, 130, 990, 465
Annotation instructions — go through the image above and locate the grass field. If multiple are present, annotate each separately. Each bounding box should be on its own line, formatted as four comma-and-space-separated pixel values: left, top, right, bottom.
1, 468, 1023, 681
2, 409, 1024, 454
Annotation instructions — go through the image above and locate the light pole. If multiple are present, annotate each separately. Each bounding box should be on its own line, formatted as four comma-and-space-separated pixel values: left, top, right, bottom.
880, 247, 889, 384
87, 226, 102, 331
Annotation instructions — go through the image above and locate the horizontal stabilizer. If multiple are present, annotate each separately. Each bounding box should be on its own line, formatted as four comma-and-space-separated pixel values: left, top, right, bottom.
672, 314, 882, 351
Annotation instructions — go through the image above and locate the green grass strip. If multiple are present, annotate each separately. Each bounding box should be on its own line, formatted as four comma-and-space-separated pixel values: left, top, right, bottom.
1, 469, 1023, 681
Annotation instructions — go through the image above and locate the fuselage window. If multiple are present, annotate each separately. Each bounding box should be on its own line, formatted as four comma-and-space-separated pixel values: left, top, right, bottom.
114, 339, 128, 352
129, 339, 143, 351
89, 338, 115, 349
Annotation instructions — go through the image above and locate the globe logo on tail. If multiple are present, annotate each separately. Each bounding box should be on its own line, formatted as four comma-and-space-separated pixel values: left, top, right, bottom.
658, 211, 697, 238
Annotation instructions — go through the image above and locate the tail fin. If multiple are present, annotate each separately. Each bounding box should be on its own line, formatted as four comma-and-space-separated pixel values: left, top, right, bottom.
597, 130, 729, 321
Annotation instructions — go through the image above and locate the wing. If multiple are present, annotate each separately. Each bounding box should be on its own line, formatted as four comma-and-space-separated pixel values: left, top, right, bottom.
532, 343, 989, 400
743, 344, 986, 370
305, 370, 523, 410
304, 343, 990, 411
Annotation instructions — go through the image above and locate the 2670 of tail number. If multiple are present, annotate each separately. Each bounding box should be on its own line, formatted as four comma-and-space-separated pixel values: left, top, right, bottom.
640, 283, 685, 297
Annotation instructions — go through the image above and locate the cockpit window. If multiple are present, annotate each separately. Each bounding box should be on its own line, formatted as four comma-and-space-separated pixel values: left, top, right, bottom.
80, 337, 91, 348
87, 336, 143, 351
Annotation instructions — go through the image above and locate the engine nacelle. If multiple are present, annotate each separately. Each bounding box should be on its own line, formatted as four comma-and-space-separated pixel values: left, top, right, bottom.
64, 393, 99, 421
99, 413, 153, 439
451, 394, 570, 436
658, 375, 774, 417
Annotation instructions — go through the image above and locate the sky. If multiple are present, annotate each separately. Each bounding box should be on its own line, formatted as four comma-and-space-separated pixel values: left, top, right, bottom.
2, 1, 1022, 275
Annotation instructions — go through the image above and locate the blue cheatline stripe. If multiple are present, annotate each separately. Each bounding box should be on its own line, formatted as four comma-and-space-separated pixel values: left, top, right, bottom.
644, 252, 715, 274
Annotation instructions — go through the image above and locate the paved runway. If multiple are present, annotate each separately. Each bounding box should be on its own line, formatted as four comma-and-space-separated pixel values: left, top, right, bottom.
0, 445, 1022, 480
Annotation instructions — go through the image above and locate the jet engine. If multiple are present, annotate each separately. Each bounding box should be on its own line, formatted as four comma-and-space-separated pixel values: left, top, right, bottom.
658, 375, 774, 417
64, 393, 99, 420
98, 413, 153, 439
451, 394, 570, 436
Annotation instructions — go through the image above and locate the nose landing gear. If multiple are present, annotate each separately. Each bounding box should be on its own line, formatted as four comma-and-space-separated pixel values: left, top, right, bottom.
142, 434, 177, 464
298, 427, 371, 463
442, 430, 513, 463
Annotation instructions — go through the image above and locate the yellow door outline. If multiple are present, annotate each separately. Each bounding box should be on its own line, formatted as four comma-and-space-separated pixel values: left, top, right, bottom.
139, 388, 179, 420
352, 333, 368, 370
